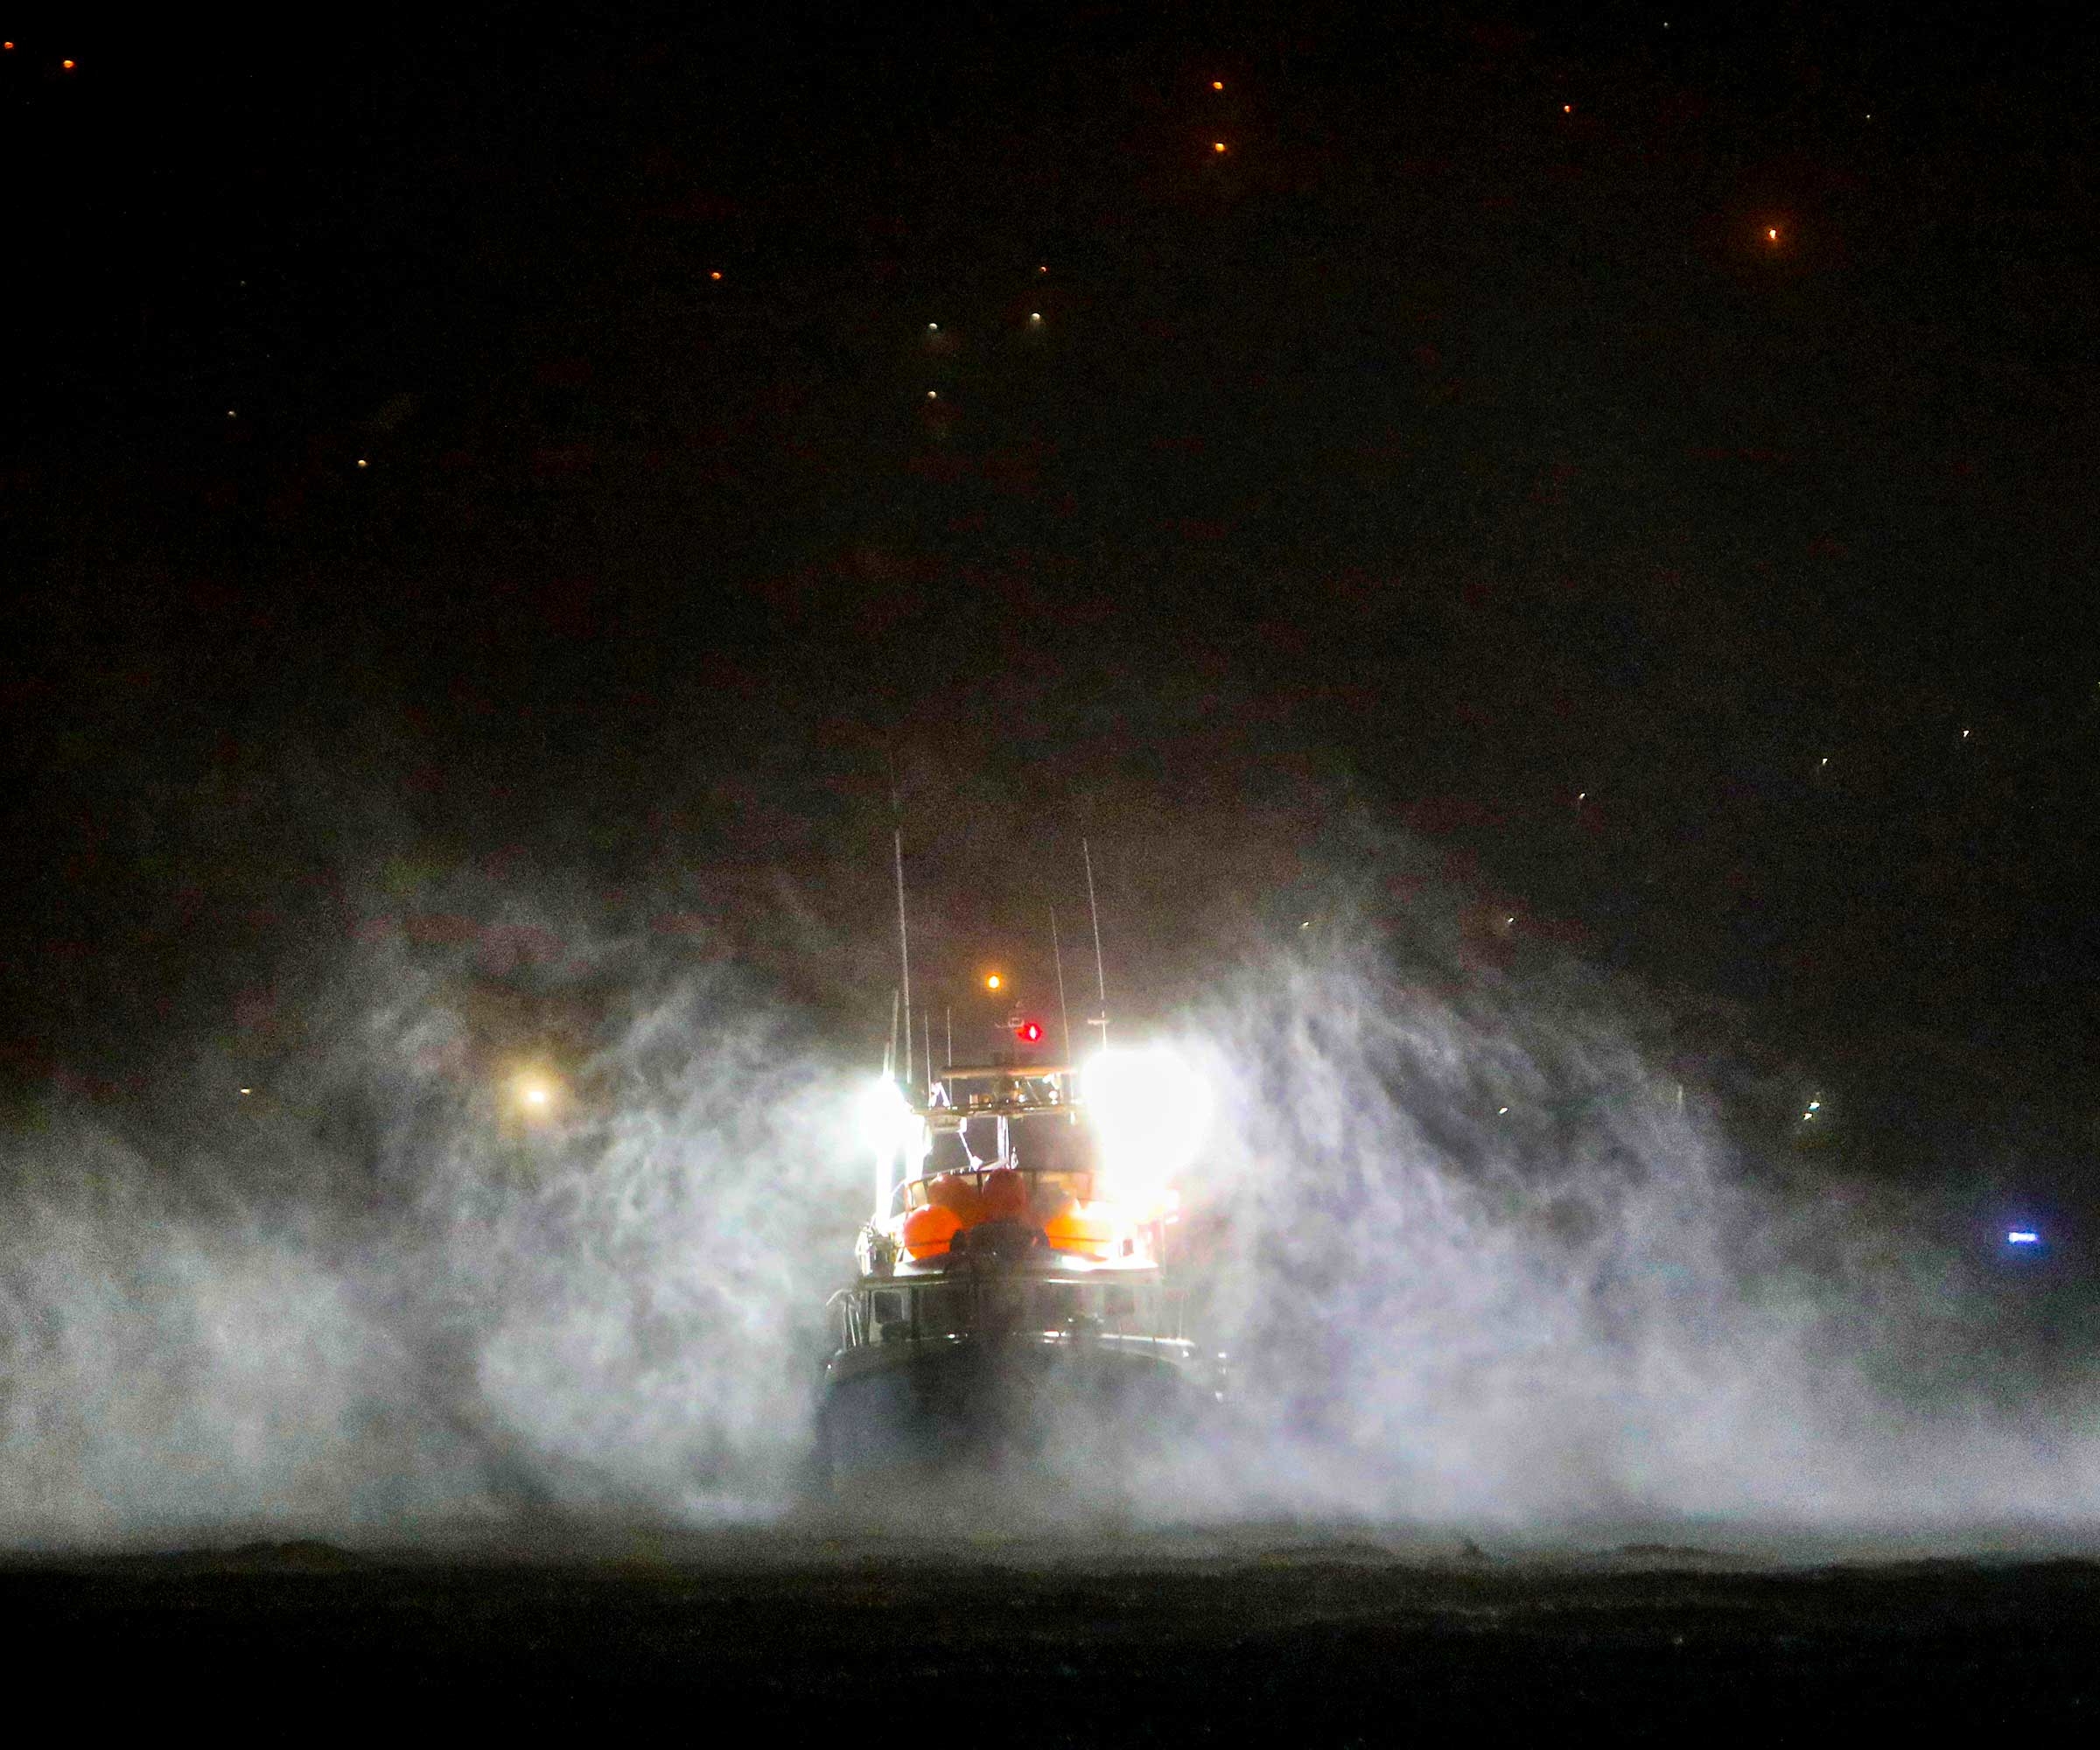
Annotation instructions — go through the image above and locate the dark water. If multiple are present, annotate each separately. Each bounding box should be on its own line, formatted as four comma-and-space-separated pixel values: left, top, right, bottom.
7, 1531, 2093, 1734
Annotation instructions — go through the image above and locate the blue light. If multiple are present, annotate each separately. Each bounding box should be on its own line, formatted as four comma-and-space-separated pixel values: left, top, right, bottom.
2007, 1230, 2040, 1246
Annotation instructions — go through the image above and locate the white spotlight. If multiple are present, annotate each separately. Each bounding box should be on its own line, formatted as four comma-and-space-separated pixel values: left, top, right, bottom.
1084, 1045, 1212, 1208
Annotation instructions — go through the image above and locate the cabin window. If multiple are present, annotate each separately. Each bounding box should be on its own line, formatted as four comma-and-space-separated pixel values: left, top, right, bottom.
926, 1131, 966, 1176
979, 1283, 1027, 1332
917, 1284, 965, 1338
869, 1288, 911, 1343
1023, 1169, 1095, 1215
1009, 1112, 1097, 1177
1029, 1282, 1093, 1328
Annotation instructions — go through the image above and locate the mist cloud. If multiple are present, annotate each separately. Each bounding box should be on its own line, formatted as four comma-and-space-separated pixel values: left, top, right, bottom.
3, 877, 2095, 1550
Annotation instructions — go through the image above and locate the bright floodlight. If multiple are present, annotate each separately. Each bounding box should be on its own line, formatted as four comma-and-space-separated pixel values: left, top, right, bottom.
1084, 1045, 1212, 1208
858, 1076, 919, 1218
858, 1075, 914, 1152
2007, 1230, 2040, 1245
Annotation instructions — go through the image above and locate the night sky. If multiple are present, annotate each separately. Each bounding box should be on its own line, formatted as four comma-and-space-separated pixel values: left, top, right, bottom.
4, 5, 2096, 1166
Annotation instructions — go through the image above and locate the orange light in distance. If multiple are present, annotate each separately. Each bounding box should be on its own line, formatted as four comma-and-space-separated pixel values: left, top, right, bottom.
1213, 141, 1227, 153
985, 973, 1003, 991
709, 270, 722, 280
3, 42, 16, 52
1211, 80, 1223, 90
62, 58, 76, 70
1563, 103, 1572, 114
1767, 227, 1780, 242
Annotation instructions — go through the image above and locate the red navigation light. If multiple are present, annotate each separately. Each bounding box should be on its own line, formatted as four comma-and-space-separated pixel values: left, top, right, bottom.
1016, 1019, 1044, 1045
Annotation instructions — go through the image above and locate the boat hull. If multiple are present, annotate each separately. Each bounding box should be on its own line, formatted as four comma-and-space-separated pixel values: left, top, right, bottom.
817, 1333, 1218, 1493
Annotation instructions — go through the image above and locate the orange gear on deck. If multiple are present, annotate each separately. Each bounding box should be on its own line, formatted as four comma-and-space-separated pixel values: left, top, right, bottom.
978, 1168, 1028, 1221
925, 1173, 984, 1217
1042, 1200, 1120, 1260
901, 1203, 962, 1258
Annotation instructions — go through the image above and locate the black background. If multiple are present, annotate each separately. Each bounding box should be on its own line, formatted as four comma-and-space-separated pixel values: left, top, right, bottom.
4, 4, 2096, 1173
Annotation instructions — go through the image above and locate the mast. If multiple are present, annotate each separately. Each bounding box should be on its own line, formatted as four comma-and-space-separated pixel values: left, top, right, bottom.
1083, 836, 1110, 1053
1050, 905, 1074, 1061
893, 818, 913, 1089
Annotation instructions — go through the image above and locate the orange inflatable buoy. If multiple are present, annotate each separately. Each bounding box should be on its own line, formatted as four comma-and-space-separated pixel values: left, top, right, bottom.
902, 1203, 962, 1259
1043, 1200, 1120, 1260
978, 1168, 1029, 1221
926, 1173, 985, 1219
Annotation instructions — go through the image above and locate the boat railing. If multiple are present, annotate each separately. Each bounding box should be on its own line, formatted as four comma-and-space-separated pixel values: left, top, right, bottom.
825, 1288, 865, 1348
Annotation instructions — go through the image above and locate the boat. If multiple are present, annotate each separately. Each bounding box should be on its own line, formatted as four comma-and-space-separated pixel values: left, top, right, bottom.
815, 1050, 1225, 1490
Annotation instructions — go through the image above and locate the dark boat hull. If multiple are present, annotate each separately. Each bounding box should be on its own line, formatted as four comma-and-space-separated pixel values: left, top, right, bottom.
817, 1334, 1218, 1491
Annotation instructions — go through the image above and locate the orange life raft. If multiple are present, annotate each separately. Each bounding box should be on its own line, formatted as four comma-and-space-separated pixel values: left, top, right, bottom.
899, 1168, 1124, 1263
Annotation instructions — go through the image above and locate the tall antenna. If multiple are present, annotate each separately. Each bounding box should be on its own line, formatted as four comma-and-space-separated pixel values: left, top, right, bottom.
1082, 836, 1110, 1053
921, 1010, 934, 1099
1049, 905, 1074, 1060
945, 1004, 953, 1070
885, 987, 900, 1081
892, 758, 913, 1089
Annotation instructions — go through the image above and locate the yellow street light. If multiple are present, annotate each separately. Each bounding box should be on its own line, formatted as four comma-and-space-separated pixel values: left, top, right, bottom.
512, 1071, 559, 1118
